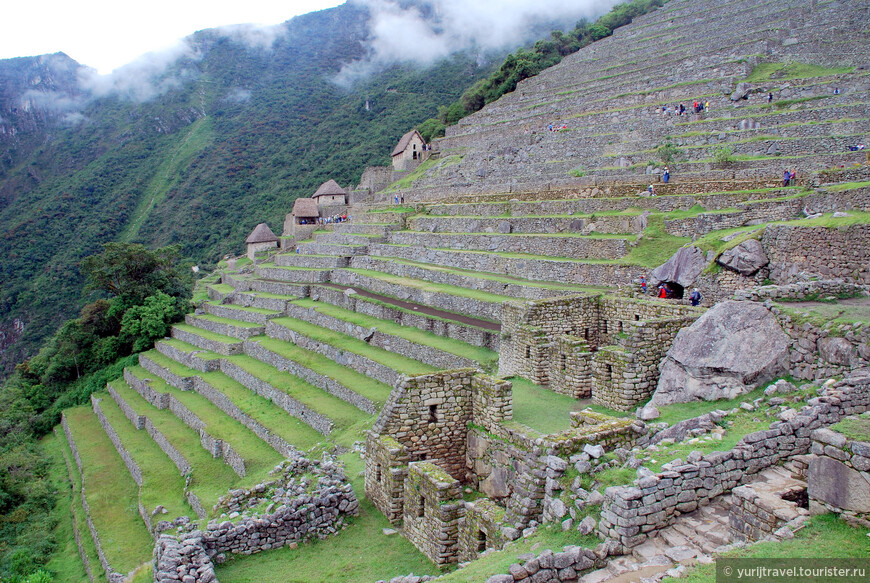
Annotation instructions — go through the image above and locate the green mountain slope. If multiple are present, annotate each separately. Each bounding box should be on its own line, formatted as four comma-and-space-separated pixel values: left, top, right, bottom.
0, 3, 500, 376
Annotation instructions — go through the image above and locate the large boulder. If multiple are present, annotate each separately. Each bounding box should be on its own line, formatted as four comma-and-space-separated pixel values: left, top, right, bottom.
651, 301, 790, 405
716, 239, 769, 276
650, 246, 708, 288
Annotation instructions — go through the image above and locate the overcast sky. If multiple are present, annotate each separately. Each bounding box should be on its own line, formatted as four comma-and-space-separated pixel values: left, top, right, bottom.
2, 0, 343, 74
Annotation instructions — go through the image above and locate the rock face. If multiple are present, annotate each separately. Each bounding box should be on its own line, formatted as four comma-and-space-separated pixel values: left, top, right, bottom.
808, 456, 870, 513
651, 301, 790, 405
650, 246, 708, 288
730, 82, 752, 101
717, 239, 769, 275
818, 337, 856, 366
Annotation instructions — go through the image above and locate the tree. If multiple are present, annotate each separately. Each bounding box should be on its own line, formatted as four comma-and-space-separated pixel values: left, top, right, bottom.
120, 292, 181, 352
81, 243, 191, 306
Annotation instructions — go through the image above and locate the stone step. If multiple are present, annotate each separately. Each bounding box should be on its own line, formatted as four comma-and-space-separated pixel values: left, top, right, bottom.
185, 314, 265, 340
255, 264, 332, 284
156, 339, 223, 372
203, 301, 282, 324
309, 284, 501, 352
282, 298, 487, 372
333, 222, 402, 236
365, 244, 638, 289
408, 214, 646, 236
296, 242, 367, 256
347, 256, 595, 302
222, 272, 309, 298
387, 230, 630, 260
229, 290, 297, 313
329, 268, 506, 323
314, 232, 385, 246
171, 323, 244, 356
274, 253, 349, 269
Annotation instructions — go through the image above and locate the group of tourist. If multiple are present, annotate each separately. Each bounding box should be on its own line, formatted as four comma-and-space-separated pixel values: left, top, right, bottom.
547, 123, 569, 131
638, 277, 702, 306
320, 214, 348, 224
393, 194, 406, 204
782, 169, 797, 186
662, 101, 709, 116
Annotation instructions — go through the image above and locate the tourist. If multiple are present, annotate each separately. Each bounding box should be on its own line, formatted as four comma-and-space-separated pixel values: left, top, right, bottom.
768, 92, 773, 103
648, 184, 657, 196
394, 194, 399, 204
663, 166, 670, 183
789, 169, 796, 184
783, 169, 791, 187
704, 101, 710, 113
658, 284, 667, 298
690, 288, 702, 306
640, 276, 647, 294
679, 103, 685, 116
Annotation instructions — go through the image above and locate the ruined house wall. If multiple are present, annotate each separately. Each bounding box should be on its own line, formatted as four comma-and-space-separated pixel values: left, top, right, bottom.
458, 498, 509, 563
402, 462, 465, 565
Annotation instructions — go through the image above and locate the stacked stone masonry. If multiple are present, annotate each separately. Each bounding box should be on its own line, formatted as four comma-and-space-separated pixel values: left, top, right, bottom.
598, 370, 870, 551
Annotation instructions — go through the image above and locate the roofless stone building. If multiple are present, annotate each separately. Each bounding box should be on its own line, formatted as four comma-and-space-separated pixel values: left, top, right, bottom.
391, 129, 427, 171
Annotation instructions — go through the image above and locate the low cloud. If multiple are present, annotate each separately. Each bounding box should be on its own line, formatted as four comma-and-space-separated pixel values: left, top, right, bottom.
335, 0, 620, 85
20, 90, 81, 113
224, 87, 253, 103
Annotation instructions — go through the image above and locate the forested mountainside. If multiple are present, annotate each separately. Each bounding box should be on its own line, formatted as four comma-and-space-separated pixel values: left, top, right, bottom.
0, 3, 505, 377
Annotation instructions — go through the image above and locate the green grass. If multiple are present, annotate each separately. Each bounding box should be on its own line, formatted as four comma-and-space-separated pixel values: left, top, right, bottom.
159, 338, 223, 360
172, 323, 244, 345
206, 301, 279, 316
290, 298, 498, 370
509, 377, 581, 435
192, 313, 265, 329
94, 391, 192, 522
826, 180, 870, 192
774, 300, 870, 332
665, 514, 870, 583
224, 354, 373, 429
43, 430, 106, 583
829, 413, 870, 443
436, 522, 600, 583
621, 215, 691, 267
127, 360, 285, 475
744, 62, 854, 83
108, 378, 247, 511
270, 316, 439, 375
120, 117, 214, 242
251, 336, 392, 405
214, 452, 437, 583
63, 406, 154, 574
343, 268, 521, 305
364, 255, 600, 294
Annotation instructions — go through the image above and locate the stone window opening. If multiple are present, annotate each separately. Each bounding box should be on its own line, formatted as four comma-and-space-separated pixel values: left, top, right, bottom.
617, 321, 623, 334
476, 529, 487, 553
418, 495, 425, 517
429, 404, 438, 424
560, 354, 567, 371
606, 364, 612, 379
376, 463, 382, 483
584, 328, 589, 340
525, 346, 531, 358
603, 320, 608, 334
635, 314, 640, 321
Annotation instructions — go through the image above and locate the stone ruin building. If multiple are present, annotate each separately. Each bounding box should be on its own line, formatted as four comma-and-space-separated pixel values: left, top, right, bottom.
499, 294, 701, 410
391, 129, 428, 171
244, 222, 278, 260
365, 369, 647, 564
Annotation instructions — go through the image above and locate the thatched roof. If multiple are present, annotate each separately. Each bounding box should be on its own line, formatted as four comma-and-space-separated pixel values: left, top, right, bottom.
391, 129, 423, 157
313, 179, 347, 198
292, 198, 319, 217
245, 223, 278, 244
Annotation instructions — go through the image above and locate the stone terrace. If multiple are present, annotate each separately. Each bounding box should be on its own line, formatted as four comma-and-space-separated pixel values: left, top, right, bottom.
376, 0, 870, 201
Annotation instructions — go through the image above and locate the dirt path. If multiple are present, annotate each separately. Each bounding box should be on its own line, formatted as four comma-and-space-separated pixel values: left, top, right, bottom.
319, 283, 501, 332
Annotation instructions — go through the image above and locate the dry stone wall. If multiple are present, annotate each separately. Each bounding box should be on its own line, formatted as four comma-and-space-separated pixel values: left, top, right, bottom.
218, 358, 334, 435
54, 426, 97, 583
311, 285, 499, 351
763, 224, 870, 284
402, 462, 465, 565
281, 301, 477, 371
598, 369, 870, 552
809, 427, 870, 525
265, 319, 400, 387
242, 339, 378, 414
125, 369, 247, 478
61, 414, 127, 583
387, 232, 628, 260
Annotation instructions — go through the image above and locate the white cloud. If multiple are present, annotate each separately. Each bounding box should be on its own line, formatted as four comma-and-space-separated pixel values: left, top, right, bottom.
335, 0, 621, 84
